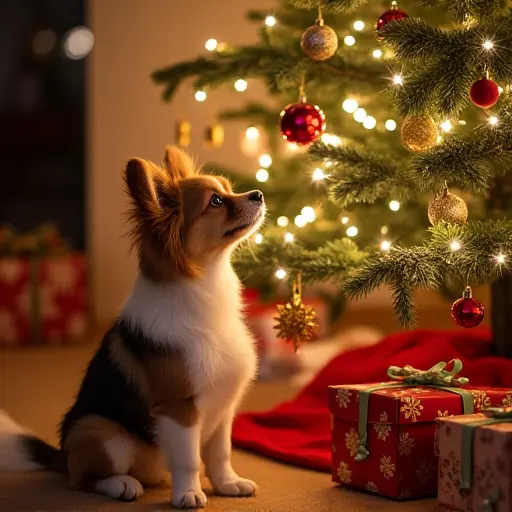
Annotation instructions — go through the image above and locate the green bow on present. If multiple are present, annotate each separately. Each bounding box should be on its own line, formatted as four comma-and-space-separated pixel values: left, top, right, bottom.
355, 359, 474, 462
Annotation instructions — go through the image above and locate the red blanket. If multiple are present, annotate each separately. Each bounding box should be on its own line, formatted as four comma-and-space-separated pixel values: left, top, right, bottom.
232, 328, 511, 472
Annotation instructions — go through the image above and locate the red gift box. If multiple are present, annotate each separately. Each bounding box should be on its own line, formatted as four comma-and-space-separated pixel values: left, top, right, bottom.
0, 254, 88, 345
329, 369, 512, 500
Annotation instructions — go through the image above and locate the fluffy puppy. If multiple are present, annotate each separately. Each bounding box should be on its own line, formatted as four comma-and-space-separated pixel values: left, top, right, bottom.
0, 146, 265, 508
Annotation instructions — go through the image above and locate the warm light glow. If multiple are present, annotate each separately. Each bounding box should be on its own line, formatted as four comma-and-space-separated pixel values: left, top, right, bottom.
284, 232, 295, 243
254, 233, 263, 244
353, 20, 365, 31
489, 116, 499, 126
246, 126, 259, 140
341, 216, 349, 224
354, 108, 367, 123
259, 154, 272, 168
499, 86, 504, 94
312, 168, 326, 181
342, 98, 359, 113
321, 133, 342, 146
205, 39, 218, 51
483, 40, 494, 50
295, 215, 307, 228
380, 240, 391, 251
440, 120, 453, 133
287, 143, 298, 152
381, 225, 389, 235
346, 226, 358, 237
265, 15, 277, 27
450, 241, 461, 251
372, 49, 383, 59
234, 79, 248, 92
344, 35, 356, 46
437, 135, 443, 143
195, 90, 207, 102
389, 200, 401, 211
363, 116, 377, 129
301, 206, 316, 223
277, 216, 289, 227
63, 26, 94, 60
255, 169, 269, 182
275, 268, 287, 279
496, 254, 506, 264
385, 119, 397, 131
393, 74, 403, 85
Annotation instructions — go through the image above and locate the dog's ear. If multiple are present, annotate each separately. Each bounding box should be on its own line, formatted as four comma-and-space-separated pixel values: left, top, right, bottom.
164, 146, 196, 180
124, 158, 165, 216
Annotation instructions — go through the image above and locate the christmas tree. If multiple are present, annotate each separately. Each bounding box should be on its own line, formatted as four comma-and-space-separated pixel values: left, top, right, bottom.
152, 0, 512, 356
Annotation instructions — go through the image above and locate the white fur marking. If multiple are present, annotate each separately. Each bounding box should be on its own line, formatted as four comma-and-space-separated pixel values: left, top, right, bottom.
0, 410, 42, 472
104, 436, 134, 474
95, 474, 144, 501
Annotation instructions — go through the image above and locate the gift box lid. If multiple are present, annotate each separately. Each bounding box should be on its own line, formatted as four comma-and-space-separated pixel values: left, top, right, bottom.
328, 383, 512, 425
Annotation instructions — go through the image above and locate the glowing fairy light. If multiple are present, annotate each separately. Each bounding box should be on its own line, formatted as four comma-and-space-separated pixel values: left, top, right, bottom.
489, 116, 499, 126
385, 119, 396, 131
205, 39, 218, 51
341, 216, 349, 224
495, 253, 506, 264
483, 40, 494, 50
380, 240, 391, 251
344, 35, 356, 46
498, 86, 504, 94
321, 133, 342, 146
275, 268, 287, 279
277, 216, 289, 227
312, 168, 325, 181
295, 215, 307, 227
195, 90, 207, 102
284, 232, 295, 243
346, 226, 358, 237
301, 206, 316, 223
373, 49, 382, 59
255, 169, 269, 182
353, 21, 365, 31
393, 74, 403, 85
265, 16, 277, 27
381, 225, 389, 235
246, 127, 259, 140
354, 108, 367, 123
234, 79, 248, 92
254, 233, 263, 244
363, 116, 376, 129
440, 120, 452, 133
342, 98, 359, 113
389, 200, 400, 211
258, 154, 272, 168
450, 241, 461, 251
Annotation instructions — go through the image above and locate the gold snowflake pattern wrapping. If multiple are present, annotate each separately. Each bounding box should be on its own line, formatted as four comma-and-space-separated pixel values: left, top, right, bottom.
503, 392, 512, 407
274, 274, 318, 352
471, 390, 492, 410
374, 411, 391, 441
379, 455, 396, 479
400, 396, 424, 422
337, 461, 352, 483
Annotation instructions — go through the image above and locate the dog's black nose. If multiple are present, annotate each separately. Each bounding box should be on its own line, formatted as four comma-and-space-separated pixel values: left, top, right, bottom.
249, 190, 264, 203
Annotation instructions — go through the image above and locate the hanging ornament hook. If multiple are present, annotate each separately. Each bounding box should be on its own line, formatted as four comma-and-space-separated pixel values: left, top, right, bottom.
299, 74, 306, 102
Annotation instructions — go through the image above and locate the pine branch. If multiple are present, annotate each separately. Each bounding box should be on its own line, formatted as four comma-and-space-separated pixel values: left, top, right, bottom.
288, 0, 369, 12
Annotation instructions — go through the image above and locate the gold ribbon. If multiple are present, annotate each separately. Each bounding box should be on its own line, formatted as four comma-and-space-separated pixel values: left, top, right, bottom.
355, 360, 474, 461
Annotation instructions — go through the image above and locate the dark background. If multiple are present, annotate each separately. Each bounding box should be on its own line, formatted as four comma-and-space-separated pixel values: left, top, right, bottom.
0, 0, 86, 250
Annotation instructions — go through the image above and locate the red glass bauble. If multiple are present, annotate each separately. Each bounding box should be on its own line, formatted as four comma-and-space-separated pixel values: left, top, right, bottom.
280, 102, 326, 145
376, 7, 408, 32
451, 296, 485, 328
470, 78, 499, 108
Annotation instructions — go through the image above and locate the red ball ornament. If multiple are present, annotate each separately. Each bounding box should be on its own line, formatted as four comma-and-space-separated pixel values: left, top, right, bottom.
451, 286, 485, 328
376, 4, 408, 33
470, 77, 499, 108
280, 100, 326, 145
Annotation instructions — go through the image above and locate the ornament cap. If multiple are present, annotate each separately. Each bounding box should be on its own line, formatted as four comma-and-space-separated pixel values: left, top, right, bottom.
315, 18, 325, 27
391, 1, 398, 9
463, 286, 473, 299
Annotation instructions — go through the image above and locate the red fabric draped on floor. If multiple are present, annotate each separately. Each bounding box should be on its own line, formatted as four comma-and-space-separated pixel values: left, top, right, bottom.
232, 328, 512, 472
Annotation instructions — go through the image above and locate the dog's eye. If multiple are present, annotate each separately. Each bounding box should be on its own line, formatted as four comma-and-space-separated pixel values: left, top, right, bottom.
210, 193, 223, 207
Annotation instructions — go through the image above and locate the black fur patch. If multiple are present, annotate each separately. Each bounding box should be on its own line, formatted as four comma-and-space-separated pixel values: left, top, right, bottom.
22, 435, 66, 473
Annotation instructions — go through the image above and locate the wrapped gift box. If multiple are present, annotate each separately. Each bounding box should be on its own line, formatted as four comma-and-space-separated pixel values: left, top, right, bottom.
329, 367, 512, 500
0, 254, 88, 345
437, 408, 512, 511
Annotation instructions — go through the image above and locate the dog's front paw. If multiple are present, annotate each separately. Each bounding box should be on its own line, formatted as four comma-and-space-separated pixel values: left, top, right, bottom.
214, 477, 258, 497
171, 488, 207, 509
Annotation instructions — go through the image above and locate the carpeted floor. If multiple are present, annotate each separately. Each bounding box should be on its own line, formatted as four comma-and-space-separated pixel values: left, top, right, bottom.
0, 339, 439, 511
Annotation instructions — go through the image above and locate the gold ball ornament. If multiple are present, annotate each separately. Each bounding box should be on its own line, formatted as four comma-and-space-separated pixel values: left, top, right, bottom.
301, 19, 338, 61
428, 190, 468, 225
401, 116, 438, 152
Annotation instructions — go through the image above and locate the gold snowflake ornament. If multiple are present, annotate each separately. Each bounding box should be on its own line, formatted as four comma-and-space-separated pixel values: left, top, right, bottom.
274, 274, 318, 352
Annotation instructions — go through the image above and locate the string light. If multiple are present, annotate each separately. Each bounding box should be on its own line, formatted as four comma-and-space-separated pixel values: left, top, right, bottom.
483, 40, 494, 50
234, 79, 248, 92
354, 108, 367, 123
295, 215, 307, 227
256, 169, 269, 182
301, 206, 316, 222
363, 116, 376, 129
312, 168, 326, 181
344, 35, 356, 46
286, 143, 298, 152
389, 200, 400, 211
63, 26, 94, 60
341, 216, 349, 224
498, 86, 504, 94
246, 127, 259, 140
489, 116, 499, 126
450, 241, 461, 251
205, 39, 218, 51
284, 232, 295, 243
259, 154, 272, 168
254, 233, 263, 244
372, 49, 382, 59
495, 254, 506, 264
353, 21, 365, 31
265, 15, 277, 27
275, 268, 287, 279
277, 216, 289, 227
385, 119, 396, 131
321, 133, 342, 146
342, 98, 359, 113
440, 120, 453, 133
346, 226, 358, 237
381, 225, 389, 235
393, 74, 403, 85
195, 90, 207, 102
380, 240, 391, 251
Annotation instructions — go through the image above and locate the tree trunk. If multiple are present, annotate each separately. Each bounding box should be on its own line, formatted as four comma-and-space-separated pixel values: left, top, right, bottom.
491, 275, 512, 358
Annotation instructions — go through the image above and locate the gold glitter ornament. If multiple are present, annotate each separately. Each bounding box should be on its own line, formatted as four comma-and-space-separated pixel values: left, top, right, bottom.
274, 274, 318, 352
301, 19, 338, 61
401, 116, 438, 152
428, 188, 468, 225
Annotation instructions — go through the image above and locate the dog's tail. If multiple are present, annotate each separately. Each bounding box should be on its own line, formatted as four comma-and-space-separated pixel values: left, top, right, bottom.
0, 410, 66, 473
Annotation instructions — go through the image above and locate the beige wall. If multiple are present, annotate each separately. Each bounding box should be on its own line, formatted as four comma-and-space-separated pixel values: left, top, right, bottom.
88, 0, 274, 323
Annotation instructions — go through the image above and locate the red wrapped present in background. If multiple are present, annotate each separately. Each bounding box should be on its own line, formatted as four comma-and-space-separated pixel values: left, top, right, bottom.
328, 360, 512, 500
0, 224, 88, 345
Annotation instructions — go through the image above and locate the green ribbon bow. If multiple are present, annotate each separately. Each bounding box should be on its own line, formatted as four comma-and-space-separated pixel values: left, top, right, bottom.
355, 360, 474, 461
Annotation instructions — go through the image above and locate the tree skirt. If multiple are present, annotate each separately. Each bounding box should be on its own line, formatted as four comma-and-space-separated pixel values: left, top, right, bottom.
232, 328, 512, 472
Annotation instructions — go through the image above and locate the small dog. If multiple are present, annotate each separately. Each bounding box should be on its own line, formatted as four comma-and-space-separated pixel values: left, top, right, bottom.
0, 147, 265, 508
